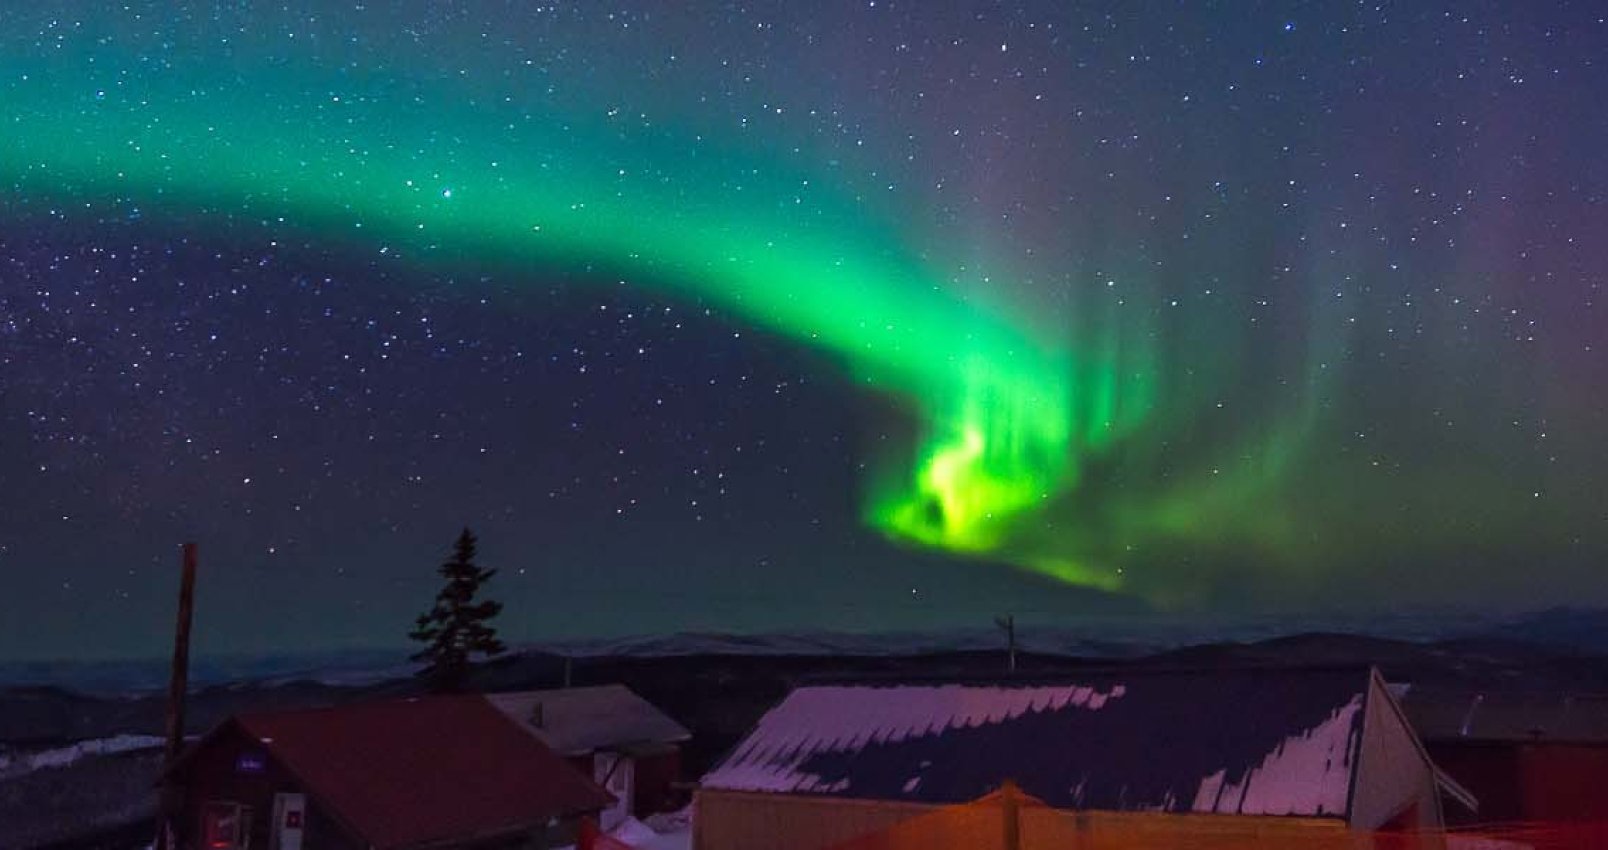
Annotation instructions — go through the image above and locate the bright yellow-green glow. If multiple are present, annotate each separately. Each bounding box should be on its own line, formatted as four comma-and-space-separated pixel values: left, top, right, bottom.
860, 331, 1159, 589
871, 356, 1075, 556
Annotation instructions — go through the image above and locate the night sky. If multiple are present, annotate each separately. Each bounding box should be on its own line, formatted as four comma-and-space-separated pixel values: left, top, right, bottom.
3, 3, 1606, 661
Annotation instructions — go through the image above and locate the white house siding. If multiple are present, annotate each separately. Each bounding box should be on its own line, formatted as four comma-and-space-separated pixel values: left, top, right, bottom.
1350, 671, 1444, 830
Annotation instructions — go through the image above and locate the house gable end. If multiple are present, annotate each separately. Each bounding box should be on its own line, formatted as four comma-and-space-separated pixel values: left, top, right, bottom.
1349, 668, 1445, 830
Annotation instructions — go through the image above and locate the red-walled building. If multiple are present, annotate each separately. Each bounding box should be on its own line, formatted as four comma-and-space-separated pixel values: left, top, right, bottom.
487, 685, 692, 829
1425, 741, 1608, 823
1402, 688, 1608, 824
161, 695, 612, 850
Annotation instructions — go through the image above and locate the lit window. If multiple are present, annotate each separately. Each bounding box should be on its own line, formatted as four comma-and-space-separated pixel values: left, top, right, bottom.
203, 801, 253, 850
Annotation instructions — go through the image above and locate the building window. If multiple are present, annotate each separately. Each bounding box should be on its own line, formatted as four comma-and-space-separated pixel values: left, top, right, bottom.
203, 801, 254, 850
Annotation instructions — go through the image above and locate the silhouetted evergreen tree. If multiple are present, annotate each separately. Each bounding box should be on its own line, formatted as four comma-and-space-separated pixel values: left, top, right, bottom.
409, 528, 506, 692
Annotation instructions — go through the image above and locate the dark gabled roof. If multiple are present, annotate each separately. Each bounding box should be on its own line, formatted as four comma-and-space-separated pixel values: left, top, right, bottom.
486, 685, 690, 755
201, 695, 611, 849
702, 667, 1382, 820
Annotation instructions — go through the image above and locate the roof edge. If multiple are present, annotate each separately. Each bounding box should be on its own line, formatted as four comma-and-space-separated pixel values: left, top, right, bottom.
1433, 766, 1479, 814
794, 662, 1384, 688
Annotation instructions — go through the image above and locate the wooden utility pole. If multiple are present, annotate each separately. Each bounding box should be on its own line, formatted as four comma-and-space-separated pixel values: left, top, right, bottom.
155, 542, 198, 850
995, 614, 1017, 673
1000, 779, 1022, 850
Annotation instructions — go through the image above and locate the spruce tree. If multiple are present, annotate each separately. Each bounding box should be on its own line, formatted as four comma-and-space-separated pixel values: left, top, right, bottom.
409, 528, 507, 692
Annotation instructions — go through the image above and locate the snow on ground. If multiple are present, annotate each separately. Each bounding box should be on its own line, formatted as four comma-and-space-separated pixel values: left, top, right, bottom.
0, 733, 166, 777
554, 810, 692, 850
614, 817, 692, 849
637, 809, 693, 850
631, 827, 691, 850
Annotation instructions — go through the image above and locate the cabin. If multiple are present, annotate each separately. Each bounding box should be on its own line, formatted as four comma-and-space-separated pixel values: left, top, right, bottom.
161, 694, 612, 850
695, 666, 1474, 850
1401, 686, 1608, 824
488, 685, 692, 829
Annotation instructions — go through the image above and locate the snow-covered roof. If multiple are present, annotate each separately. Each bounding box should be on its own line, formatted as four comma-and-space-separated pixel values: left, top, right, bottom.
702, 668, 1387, 820
488, 685, 690, 756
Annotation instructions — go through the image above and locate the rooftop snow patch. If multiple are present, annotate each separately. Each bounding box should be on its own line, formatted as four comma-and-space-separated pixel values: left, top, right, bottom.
702, 668, 1377, 819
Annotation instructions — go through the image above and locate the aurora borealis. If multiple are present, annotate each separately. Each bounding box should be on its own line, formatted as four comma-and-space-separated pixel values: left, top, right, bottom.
2, 3, 1606, 658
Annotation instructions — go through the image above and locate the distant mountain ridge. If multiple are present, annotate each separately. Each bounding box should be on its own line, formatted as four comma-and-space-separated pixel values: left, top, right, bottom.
4, 607, 1607, 694
1474, 606, 1608, 654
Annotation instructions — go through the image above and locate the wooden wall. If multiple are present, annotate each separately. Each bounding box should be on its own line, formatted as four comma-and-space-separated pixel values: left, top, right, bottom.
693, 790, 1368, 850
695, 790, 935, 850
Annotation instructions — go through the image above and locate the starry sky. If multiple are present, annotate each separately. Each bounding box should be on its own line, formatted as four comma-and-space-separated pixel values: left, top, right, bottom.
2, 2, 1606, 661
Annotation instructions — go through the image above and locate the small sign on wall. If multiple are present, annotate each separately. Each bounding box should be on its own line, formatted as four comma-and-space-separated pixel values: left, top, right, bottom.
271, 793, 307, 850
236, 751, 267, 774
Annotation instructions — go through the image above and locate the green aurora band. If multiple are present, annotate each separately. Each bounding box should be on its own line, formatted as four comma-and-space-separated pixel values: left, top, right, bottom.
1, 48, 1167, 590
8, 16, 1575, 609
